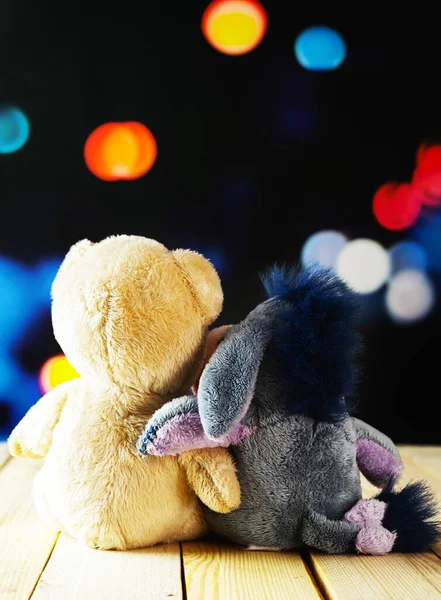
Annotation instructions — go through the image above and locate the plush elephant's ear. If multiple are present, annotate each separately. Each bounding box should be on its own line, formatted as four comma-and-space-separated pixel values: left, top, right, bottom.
198, 322, 270, 439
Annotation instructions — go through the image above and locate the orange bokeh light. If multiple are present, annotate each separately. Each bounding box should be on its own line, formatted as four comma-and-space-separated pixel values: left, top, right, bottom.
202, 0, 267, 55
84, 122, 157, 181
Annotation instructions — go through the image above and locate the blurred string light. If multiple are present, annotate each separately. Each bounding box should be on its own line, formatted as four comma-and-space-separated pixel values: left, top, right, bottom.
295, 26, 346, 71
204, 246, 227, 275
0, 256, 62, 429
386, 270, 435, 324
201, 0, 267, 55
301, 230, 347, 270
374, 143, 441, 231
372, 183, 423, 231
39, 354, 79, 394
389, 241, 428, 276
0, 106, 30, 154
336, 238, 390, 294
412, 214, 441, 271
84, 122, 157, 181
412, 144, 441, 203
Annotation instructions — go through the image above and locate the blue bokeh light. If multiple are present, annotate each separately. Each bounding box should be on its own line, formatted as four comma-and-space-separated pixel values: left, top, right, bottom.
301, 230, 348, 271
0, 256, 62, 438
412, 215, 441, 271
203, 247, 227, 276
0, 106, 30, 154
295, 26, 346, 71
389, 241, 428, 276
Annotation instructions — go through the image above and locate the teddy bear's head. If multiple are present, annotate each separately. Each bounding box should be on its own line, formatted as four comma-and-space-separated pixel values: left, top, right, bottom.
51, 235, 223, 394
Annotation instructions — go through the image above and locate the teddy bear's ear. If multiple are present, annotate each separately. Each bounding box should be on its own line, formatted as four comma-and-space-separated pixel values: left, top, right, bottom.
52, 240, 94, 296
68, 239, 94, 259
61, 239, 94, 269
173, 249, 223, 324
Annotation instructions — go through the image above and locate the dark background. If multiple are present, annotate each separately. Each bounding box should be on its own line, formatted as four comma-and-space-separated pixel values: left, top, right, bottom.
1, 3, 441, 442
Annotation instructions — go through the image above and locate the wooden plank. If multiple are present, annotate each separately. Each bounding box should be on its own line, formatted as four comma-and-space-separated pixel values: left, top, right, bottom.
0, 443, 10, 469
399, 446, 441, 560
0, 458, 59, 600
31, 534, 182, 600
309, 551, 441, 600
310, 445, 441, 599
182, 541, 322, 600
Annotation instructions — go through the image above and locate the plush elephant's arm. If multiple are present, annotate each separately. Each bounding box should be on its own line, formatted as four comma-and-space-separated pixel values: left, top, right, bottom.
137, 394, 254, 457
8, 379, 78, 459
351, 417, 403, 487
137, 395, 244, 513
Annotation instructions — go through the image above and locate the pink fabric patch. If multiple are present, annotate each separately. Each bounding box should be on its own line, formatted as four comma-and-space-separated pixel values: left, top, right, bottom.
356, 440, 403, 487
146, 413, 255, 456
344, 499, 397, 555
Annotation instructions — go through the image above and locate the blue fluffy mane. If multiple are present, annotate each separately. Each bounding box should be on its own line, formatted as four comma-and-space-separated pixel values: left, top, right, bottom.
261, 264, 361, 422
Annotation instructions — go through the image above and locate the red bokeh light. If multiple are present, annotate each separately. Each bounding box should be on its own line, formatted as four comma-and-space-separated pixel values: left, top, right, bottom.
373, 182, 423, 231
412, 144, 441, 204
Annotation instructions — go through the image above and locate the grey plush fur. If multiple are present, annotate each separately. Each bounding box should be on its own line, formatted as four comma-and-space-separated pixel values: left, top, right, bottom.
139, 290, 403, 552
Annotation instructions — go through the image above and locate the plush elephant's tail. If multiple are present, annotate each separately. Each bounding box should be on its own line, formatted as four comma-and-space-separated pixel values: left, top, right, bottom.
373, 480, 441, 552
302, 482, 440, 555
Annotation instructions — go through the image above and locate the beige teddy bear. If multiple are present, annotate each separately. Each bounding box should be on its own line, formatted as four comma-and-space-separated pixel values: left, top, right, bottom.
8, 235, 240, 550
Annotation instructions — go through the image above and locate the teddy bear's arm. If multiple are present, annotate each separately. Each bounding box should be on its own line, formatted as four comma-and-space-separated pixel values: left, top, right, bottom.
8, 379, 78, 458
178, 448, 241, 514
351, 417, 403, 487
137, 395, 254, 457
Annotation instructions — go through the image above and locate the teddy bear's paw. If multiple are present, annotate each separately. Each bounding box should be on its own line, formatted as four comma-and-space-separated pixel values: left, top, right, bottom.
7, 434, 42, 459
74, 526, 126, 551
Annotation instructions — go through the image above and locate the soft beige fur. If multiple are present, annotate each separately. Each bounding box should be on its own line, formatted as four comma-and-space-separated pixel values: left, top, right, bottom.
8, 235, 240, 549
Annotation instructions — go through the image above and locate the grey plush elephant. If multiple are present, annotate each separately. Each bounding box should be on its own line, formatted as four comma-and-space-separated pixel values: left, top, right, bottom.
138, 266, 440, 554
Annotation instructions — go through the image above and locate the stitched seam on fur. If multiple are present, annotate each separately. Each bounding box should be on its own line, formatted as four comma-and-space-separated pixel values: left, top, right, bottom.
171, 254, 204, 318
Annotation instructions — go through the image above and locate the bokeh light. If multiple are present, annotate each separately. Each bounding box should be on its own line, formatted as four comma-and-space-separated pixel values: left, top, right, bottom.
373, 182, 422, 231
386, 270, 435, 324
389, 241, 428, 276
39, 354, 79, 394
295, 26, 346, 71
202, 0, 267, 55
336, 238, 390, 294
412, 214, 441, 271
84, 122, 157, 181
0, 106, 30, 154
412, 144, 441, 203
301, 230, 348, 270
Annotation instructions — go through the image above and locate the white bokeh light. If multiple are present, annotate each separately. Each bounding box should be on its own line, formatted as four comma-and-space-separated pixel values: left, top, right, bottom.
386, 269, 435, 324
336, 238, 390, 294
301, 230, 348, 270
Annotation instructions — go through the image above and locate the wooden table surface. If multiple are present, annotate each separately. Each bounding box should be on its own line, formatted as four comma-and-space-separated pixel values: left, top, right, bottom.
1, 443, 441, 599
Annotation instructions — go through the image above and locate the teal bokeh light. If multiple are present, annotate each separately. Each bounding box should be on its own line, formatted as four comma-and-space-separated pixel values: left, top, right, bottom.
295, 26, 346, 71
0, 106, 30, 154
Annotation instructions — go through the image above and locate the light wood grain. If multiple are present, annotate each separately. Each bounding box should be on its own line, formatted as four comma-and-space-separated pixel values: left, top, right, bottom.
0, 444, 10, 469
0, 457, 59, 600
182, 541, 322, 600
31, 534, 182, 600
399, 446, 441, 560
310, 445, 441, 599
309, 551, 441, 600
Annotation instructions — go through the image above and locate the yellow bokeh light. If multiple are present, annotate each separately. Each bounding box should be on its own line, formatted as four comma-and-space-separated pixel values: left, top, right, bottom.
39, 354, 80, 394
202, 0, 267, 55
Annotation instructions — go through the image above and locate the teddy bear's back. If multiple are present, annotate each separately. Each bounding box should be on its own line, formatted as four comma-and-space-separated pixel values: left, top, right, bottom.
35, 379, 206, 549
